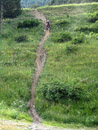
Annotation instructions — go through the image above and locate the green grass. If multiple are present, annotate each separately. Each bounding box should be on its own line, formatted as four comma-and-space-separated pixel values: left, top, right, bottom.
35, 2, 98, 127
0, 101, 32, 122
43, 121, 98, 130
0, 9, 44, 122
39, 2, 98, 9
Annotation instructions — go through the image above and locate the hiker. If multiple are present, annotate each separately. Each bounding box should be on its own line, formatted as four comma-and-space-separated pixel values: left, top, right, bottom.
46, 20, 50, 30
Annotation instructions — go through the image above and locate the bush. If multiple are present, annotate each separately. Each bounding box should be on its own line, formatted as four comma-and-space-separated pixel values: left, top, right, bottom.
17, 19, 40, 28
66, 44, 78, 54
38, 81, 86, 102
72, 33, 84, 44
54, 19, 70, 26
75, 21, 98, 33
91, 20, 98, 33
1, 33, 9, 39
15, 35, 28, 42
51, 32, 72, 43
86, 11, 98, 23
75, 26, 90, 33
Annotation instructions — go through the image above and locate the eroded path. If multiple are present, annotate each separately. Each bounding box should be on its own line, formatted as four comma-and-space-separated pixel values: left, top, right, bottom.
28, 10, 78, 130
29, 10, 50, 122
28, 10, 80, 130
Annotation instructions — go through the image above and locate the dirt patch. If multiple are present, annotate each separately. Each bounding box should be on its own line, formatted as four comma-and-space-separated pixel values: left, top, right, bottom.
0, 120, 30, 130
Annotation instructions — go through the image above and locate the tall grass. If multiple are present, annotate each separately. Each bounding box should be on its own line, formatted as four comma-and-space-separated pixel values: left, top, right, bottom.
0, 10, 43, 121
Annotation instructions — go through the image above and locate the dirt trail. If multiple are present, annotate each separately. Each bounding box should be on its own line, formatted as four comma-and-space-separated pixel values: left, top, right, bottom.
29, 10, 50, 122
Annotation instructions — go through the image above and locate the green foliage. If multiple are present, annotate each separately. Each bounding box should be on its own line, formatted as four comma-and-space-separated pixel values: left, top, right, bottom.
86, 11, 98, 23
51, 32, 72, 42
71, 33, 84, 44
49, 0, 98, 5
17, 19, 40, 28
54, 19, 70, 26
0, 9, 43, 121
75, 26, 90, 33
37, 81, 86, 102
66, 44, 78, 54
36, 3, 98, 126
75, 21, 98, 33
0, 101, 32, 121
1, 33, 10, 39
2, 0, 21, 18
15, 35, 28, 42
91, 20, 98, 32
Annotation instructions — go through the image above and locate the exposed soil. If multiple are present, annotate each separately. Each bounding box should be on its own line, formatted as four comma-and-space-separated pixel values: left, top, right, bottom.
29, 10, 50, 122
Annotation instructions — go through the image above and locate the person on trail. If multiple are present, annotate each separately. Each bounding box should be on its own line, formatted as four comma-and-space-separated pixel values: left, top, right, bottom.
46, 20, 50, 30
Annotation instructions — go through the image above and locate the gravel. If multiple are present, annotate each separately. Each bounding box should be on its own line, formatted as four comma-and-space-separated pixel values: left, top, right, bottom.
25, 123, 84, 130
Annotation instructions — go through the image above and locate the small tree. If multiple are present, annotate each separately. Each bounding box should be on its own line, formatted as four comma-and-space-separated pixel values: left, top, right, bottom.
2, 0, 21, 18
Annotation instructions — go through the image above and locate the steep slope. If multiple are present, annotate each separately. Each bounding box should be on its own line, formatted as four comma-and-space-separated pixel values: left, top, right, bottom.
35, 2, 98, 126
0, 9, 43, 122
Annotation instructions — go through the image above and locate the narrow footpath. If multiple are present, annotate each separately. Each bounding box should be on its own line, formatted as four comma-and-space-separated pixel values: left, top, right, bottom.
29, 10, 50, 122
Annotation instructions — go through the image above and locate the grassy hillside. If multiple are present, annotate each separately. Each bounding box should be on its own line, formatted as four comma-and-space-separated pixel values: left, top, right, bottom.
35, 3, 98, 126
49, 0, 98, 5
0, 9, 43, 121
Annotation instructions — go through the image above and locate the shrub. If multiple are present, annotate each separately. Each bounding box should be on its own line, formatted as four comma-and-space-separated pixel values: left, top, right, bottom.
1, 33, 9, 39
72, 33, 84, 44
51, 32, 72, 43
75, 21, 98, 33
38, 81, 86, 102
75, 26, 90, 33
91, 20, 98, 33
15, 35, 28, 42
17, 19, 40, 28
86, 11, 98, 23
88, 32, 98, 40
66, 44, 78, 54
54, 19, 69, 26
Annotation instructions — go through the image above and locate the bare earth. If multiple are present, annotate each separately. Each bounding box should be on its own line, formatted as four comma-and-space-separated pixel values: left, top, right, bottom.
0, 119, 30, 130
